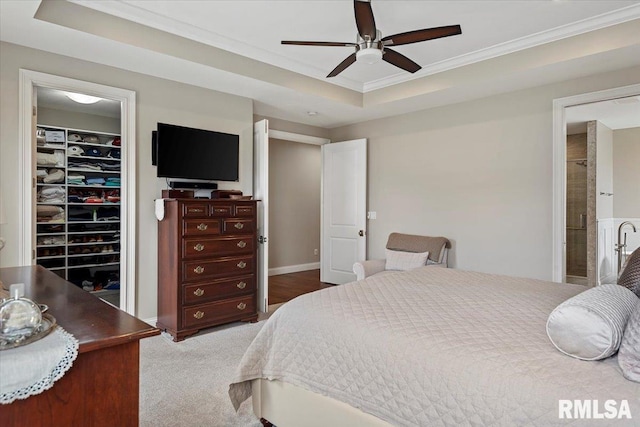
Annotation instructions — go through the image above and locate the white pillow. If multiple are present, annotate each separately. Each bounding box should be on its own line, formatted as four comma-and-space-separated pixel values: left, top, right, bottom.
385, 249, 429, 272
546, 284, 638, 360
618, 301, 640, 382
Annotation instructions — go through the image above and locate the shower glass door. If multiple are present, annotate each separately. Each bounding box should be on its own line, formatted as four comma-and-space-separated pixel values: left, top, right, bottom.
566, 159, 588, 278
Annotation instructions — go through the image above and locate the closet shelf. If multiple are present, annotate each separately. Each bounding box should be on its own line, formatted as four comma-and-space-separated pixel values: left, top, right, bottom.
67, 202, 121, 206
67, 168, 120, 174
35, 124, 122, 305
67, 262, 120, 270
67, 251, 120, 258
68, 184, 120, 189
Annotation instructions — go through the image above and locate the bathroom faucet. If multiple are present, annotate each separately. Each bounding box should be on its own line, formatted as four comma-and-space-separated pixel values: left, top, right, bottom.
616, 221, 637, 275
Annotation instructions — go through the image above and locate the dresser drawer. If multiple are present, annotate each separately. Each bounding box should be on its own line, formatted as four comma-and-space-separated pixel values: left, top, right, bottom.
182, 294, 255, 328
234, 203, 255, 217
183, 219, 221, 236
210, 203, 233, 217
222, 219, 254, 235
182, 275, 255, 304
183, 236, 254, 258
182, 203, 210, 217
182, 255, 254, 281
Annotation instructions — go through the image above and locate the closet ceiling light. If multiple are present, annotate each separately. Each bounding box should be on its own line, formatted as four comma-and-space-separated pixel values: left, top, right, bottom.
65, 92, 103, 104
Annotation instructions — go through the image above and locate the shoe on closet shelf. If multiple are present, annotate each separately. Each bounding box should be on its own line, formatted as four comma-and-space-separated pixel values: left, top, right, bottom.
82, 280, 94, 292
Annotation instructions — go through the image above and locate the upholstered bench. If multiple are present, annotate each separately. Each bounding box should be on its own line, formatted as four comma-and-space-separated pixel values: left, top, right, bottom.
353, 232, 451, 280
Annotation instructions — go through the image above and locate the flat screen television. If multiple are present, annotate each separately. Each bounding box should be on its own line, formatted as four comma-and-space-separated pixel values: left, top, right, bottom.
156, 122, 239, 181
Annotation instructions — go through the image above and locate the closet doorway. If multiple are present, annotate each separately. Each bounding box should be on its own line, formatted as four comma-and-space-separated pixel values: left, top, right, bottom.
19, 70, 137, 314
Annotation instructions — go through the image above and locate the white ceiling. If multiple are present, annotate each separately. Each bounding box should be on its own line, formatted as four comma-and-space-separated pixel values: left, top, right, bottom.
37, 86, 121, 118
566, 95, 640, 134
2, 0, 640, 128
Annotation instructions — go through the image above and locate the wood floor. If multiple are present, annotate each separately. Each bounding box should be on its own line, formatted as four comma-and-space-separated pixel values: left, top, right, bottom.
268, 269, 333, 304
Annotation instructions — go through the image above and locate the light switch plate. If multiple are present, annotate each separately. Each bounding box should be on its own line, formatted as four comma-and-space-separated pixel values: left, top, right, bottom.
367, 211, 377, 220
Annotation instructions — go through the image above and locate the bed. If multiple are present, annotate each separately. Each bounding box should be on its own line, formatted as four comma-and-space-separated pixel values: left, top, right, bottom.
229, 267, 640, 426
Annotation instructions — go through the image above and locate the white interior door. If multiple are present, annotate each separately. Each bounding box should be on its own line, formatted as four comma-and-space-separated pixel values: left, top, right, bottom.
321, 139, 367, 284
254, 119, 269, 312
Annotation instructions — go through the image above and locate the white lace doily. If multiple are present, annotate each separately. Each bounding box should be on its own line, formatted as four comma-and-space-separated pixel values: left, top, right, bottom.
0, 326, 79, 404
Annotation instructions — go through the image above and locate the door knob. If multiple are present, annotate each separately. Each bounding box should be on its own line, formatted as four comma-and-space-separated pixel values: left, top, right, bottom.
359, 230, 365, 237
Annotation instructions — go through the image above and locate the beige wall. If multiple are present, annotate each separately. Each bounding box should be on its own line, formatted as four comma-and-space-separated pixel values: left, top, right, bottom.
37, 106, 120, 134
0, 41, 253, 320
613, 127, 640, 218
268, 139, 321, 269
329, 66, 640, 280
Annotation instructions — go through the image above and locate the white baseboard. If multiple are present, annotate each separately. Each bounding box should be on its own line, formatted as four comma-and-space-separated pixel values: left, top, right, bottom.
142, 316, 157, 326
269, 262, 320, 276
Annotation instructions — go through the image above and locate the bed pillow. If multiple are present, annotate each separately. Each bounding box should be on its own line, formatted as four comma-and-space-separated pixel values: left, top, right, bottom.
618, 247, 640, 297
618, 301, 640, 382
385, 249, 429, 272
546, 284, 638, 360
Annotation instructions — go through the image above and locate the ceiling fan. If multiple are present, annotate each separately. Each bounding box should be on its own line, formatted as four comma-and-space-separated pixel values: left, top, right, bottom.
282, 0, 462, 78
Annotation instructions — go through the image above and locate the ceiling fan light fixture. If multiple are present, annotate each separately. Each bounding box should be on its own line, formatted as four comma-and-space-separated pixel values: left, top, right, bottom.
66, 92, 103, 104
356, 48, 383, 64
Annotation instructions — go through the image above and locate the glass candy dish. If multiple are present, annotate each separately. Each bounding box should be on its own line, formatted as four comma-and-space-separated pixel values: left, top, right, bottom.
0, 283, 56, 349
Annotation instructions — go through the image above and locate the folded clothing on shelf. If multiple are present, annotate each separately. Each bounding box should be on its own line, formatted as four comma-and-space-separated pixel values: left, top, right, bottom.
68, 207, 93, 221
96, 206, 120, 221
38, 186, 66, 203
67, 174, 86, 185
37, 150, 64, 166
42, 168, 65, 184
104, 178, 120, 187
86, 177, 106, 185
37, 205, 65, 222
68, 160, 102, 170
98, 162, 120, 171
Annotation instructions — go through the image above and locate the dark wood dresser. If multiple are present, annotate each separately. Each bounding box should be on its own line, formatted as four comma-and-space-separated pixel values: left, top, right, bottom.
157, 199, 258, 341
0, 265, 159, 427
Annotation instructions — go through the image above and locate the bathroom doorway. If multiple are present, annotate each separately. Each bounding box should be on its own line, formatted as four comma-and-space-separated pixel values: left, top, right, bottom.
553, 84, 640, 285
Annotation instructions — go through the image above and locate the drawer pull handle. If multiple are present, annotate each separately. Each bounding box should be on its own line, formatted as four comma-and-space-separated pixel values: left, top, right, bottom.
237, 241, 247, 248
215, 208, 227, 213
197, 223, 208, 231
194, 243, 205, 252
194, 311, 204, 319
190, 208, 204, 213
234, 222, 244, 230
237, 261, 247, 269
236, 281, 247, 289
193, 288, 205, 297
194, 266, 205, 274
237, 303, 247, 310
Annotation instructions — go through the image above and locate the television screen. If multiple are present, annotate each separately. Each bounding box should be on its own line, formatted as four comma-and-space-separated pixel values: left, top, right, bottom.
156, 123, 239, 181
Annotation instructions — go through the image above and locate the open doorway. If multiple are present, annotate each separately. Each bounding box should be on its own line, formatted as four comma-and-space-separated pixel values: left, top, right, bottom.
267, 130, 329, 304
19, 70, 137, 314
552, 84, 640, 285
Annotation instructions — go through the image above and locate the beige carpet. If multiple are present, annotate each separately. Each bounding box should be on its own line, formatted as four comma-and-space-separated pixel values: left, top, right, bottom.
140, 304, 284, 426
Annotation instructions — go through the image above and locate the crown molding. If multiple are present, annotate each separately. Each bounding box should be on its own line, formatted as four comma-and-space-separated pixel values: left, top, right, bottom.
69, 0, 365, 92
68, 1, 640, 95
364, 4, 640, 92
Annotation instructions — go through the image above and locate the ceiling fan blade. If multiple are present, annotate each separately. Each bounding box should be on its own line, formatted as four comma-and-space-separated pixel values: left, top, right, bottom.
327, 53, 357, 78
382, 48, 421, 73
382, 25, 462, 46
354, 0, 377, 40
282, 41, 358, 47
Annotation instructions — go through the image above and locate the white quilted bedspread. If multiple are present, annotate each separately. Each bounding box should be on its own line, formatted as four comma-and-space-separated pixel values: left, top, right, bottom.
229, 267, 640, 426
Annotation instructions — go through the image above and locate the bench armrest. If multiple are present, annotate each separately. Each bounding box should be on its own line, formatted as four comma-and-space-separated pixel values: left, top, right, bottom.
353, 259, 386, 281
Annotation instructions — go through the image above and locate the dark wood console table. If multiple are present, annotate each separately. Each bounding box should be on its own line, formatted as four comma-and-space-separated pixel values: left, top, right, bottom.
0, 266, 159, 427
